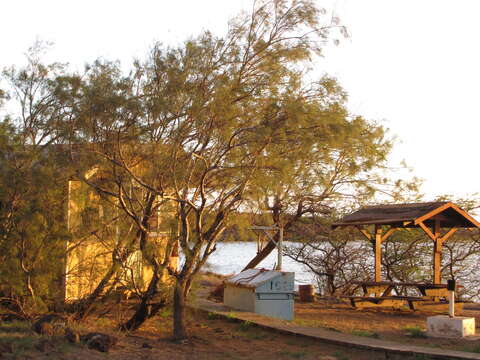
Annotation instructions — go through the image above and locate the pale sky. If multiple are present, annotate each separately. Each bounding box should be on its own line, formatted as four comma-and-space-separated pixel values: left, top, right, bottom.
1, 0, 479, 201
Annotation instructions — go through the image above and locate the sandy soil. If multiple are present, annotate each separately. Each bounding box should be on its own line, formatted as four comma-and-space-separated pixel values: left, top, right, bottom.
0, 308, 386, 360
294, 300, 480, 352
2, 273, 480, 359
204, 272, 480, 354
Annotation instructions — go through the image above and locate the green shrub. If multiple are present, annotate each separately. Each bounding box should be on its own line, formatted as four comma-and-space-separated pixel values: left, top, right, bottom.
404, 325, 427, 338
351, 329, 379, 338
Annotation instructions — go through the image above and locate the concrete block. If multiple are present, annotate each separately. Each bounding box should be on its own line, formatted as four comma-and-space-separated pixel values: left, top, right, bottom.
427, 315, 475, 338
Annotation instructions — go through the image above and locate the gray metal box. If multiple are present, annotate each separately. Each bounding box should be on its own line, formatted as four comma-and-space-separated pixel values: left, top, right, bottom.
224, 269, 295, 321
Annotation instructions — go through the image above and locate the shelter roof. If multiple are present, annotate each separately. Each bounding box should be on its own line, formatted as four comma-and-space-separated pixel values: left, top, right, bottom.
332, 201, 480, 229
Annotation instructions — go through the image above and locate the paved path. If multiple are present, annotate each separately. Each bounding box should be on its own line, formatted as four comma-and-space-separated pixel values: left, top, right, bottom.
191, 296, 480, 360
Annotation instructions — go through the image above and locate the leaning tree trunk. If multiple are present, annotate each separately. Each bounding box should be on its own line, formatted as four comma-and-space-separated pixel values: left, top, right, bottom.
209, 224, 281, 300
119, 270, 166, 331
242, 205, 288, 271
120, 195, 164, 331
73, 234, 138, 320
172, 279, 188, 341
73, 263, 120, 320
242, 240, 277, 270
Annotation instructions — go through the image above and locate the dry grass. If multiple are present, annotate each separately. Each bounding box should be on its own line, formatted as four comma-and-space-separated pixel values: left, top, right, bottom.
3, 273, 480, 358
200, 272, 480, 354
293, 300, 480, 352
0, 303, 387, 360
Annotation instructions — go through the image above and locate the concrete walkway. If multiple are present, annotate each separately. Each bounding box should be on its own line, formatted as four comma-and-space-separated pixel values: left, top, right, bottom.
191, 297, 480, 360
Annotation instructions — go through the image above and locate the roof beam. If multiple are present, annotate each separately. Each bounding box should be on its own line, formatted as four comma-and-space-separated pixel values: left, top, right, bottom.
414, 202, 452, 225
355, 226, 372, 241
382, 227, 398, 242
440, 227, 458, 243
449, 203, 480, 228
418, 221, 436, 240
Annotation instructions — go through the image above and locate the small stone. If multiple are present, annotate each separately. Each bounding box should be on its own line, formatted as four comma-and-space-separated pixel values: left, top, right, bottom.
32, 314, 67, 335
174, 338, 189, 345
38, 322, 54, 336
1, 313, 25, 322
0, 342, 14, 353
142, 342, 153, 349
35, 339, 55, 353
65, 327, 81, 344
82, 332, 117, 352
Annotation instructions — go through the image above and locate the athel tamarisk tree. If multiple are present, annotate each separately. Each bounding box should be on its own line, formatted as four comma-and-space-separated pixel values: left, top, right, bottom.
1, 0, 403, 340
58, 0, 356, 339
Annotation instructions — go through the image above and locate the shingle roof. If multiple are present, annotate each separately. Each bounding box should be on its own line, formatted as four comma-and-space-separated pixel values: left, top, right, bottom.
332, 201, 480, 229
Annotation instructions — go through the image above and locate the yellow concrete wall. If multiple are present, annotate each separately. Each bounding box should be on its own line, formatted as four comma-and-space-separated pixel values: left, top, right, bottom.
65, 180, 178, 301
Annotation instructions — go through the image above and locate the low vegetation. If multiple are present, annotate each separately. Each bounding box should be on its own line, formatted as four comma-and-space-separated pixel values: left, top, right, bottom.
1, 0, 480, 357
0, 304, 393, 359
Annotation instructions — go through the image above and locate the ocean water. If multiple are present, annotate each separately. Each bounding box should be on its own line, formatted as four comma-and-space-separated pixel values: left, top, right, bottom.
203, 241, 480, 300
204, 241, 316, 288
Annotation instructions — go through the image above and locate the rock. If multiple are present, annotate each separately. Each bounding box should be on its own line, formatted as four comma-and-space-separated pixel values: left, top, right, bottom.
82, 332, 117, 353
0, 342, 14, 354
65, 327, 81, 344
142, 342, 153, 349
174, 338, 189, 345
1, 313, 26, 322
32, 314, 67, 335
38, 322, 54, 336
35, 339, 55, 352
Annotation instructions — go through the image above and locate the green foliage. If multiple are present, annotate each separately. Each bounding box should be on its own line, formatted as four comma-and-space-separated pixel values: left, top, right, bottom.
0, 320, 37, 358
351, 329, 379, 338
332, 351, 349, 360
225, 312, 238, 323
207, 312, 223, 321
466, 344, 480, 353
277, 349, 307, 358
0, 118, 72, 312
0, 0, 433, 340
414, 354, 432, 360
237, 320, 252, 332
404, 325, 427, 338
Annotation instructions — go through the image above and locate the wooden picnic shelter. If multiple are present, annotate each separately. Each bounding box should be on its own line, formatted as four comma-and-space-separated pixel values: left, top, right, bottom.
332, 202, 480, 285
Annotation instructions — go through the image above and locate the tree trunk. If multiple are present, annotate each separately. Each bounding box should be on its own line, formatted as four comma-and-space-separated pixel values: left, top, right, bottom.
327, 273, 335, 296
242, 240, 277, 270
73, 257, 122, 320
242, 207, 287, 271
26, 274, 37, 306
173, 280, 187, 341
119, 271, 165, 331
73, 232, 139, 320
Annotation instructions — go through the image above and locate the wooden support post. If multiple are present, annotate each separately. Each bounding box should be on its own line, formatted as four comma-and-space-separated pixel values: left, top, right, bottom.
374, 225, 382, 282
355, 225, 397, 284
418, 219, 457, 285
433, 220, 442, 284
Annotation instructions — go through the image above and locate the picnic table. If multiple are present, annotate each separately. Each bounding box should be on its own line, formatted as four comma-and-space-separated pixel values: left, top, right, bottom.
347, 281, 463, 311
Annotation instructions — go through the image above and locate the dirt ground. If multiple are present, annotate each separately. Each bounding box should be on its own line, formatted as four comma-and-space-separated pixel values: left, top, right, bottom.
0, 309, 387, 360
2, 273, 480, 359
203, 272, 480, 354
294, 300, 480, 353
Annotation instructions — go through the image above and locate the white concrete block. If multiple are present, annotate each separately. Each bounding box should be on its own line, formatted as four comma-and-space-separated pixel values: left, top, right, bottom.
427, 315, 475, 338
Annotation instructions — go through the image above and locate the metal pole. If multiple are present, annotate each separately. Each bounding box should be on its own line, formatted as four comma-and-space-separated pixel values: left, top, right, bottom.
277, 226, 283, 270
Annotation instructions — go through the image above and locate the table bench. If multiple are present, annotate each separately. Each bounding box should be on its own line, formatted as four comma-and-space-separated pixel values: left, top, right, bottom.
347, 281, 463, 311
